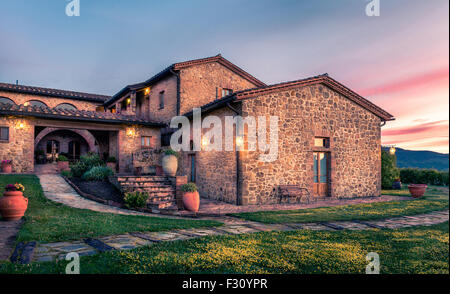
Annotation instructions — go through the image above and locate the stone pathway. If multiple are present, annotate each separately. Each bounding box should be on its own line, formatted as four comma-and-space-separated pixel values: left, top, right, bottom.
0, 219, 23, 261
37, 174, 179, 218
14, 209, 447, 264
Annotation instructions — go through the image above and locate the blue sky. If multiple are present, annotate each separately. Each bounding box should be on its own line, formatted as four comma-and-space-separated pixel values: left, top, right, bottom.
0, 0, 448, 152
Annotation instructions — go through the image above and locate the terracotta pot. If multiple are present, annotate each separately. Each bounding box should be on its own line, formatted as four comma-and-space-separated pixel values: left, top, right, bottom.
0, 191, 28, 221
57, 161, 69, 171
183, 191, 200, 213
1, 163, 12, 173
107, 162, 116, 172
408, 184, 427, 198
162, 155, 177, 177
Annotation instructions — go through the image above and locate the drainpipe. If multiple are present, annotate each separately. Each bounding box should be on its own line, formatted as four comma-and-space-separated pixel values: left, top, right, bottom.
226, 102, 241, 205
380, 120, 386, 127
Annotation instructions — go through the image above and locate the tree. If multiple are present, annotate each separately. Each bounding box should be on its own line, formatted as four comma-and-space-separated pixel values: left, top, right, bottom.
381, 150, 400, 189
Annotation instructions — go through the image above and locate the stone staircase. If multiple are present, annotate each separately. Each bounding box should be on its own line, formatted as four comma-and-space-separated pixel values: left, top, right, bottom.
113, 176, 177, 210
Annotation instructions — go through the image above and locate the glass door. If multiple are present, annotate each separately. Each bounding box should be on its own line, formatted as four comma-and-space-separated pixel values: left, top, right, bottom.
313, 152, 329, 197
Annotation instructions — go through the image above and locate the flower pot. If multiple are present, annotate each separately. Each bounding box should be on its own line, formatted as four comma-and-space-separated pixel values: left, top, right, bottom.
107, 162, 116, 172
162, 155, 177, 177
0, 191, 28, 221
408, 184, 427, 198
57, 161, 69, 171
1, 163, 12, 173
182, 191, 200, 213
392, 181, 402, 190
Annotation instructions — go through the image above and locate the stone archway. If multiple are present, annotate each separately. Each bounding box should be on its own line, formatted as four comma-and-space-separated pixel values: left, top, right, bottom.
34, 127, 96, 152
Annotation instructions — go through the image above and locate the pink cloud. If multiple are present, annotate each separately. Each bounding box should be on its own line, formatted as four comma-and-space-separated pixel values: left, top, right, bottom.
359, 67, 449, 97
382, 120, 449, 136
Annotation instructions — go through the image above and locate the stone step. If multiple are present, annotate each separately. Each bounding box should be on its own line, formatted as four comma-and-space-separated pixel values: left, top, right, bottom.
122, 186, 174, 192
120, 182, 173, 188
147, 195, 173, 203
123, 187, 175, 195
148, 200, 176, 210
117, 176, 170, 183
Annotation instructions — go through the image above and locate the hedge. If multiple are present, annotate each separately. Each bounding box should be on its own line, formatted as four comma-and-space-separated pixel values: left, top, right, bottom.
400, 168, 449, 186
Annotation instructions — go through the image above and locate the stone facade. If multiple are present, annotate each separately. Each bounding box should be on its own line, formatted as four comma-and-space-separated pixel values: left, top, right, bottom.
179, 62, 258, 115
238, 84, 382, 204
0, 117, 34, 173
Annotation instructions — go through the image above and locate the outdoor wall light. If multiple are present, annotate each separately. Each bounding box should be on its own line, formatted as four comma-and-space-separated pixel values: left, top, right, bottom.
126, 128, 135, 137
389, 147, 396, 155
126, 98, 131, 105
236, 136, 244, 147
144, 87, 150, 95
201, 137, 209, 147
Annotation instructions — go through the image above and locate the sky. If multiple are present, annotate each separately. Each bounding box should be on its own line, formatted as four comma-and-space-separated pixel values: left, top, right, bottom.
0, 0, 448, 153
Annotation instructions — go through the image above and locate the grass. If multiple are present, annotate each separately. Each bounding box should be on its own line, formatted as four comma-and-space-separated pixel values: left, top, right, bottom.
230, 186, 448, 224
0, 175, 221, 243
1, 222, 448, 274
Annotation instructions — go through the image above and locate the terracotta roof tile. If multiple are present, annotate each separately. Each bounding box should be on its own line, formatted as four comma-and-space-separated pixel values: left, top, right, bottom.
0, 102, 165, 127
0, 82, 110, 103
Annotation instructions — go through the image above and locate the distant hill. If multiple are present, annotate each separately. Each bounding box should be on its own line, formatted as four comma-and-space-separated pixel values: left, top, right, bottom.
383, 147, 449, 171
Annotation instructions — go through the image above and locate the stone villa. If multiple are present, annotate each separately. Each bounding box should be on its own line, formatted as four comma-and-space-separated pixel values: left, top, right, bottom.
0, 54, 394, 206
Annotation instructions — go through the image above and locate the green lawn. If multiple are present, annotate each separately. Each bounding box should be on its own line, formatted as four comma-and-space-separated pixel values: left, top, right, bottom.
230, 186, 449, 224
1, 222, 448, 274
0, 175, 221, 243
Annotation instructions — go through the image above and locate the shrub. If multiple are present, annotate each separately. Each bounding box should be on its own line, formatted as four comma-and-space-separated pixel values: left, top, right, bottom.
82, 166, 113, 181
124, 192, 148, 209
164, 149, 178, 157
60, 170, 72, 178
70, 153, 104, 178
180, 182, 198, 192
400, 168, 449, 186
106, 156, 117, 163
57, 155, 68, 162
381, 150, 399, 189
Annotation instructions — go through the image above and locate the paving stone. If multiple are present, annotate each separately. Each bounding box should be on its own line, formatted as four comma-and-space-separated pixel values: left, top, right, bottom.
141, 231, 192, 241
218, 225, 261, 234
36, 256, 54, 262
328, 221, 371, 230
248, 223, 296, 232
297, 223, 334, 230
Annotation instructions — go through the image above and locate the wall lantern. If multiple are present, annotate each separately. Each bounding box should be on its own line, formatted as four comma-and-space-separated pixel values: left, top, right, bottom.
144, 87, 150, 95
389, 147, 396, 155
126, 128, 135, 137
236, 135, 244, 148
23, 102, 29, 106
126, 98, 131, 105
201, 137, 209, 148
16, 122, 25, 130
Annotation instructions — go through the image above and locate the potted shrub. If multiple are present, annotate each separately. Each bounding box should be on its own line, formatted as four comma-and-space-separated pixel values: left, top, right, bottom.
56, 155, 69, 171
392, 178, 402, 190
1, 160, 12, 173
106, 156, 117, 172
162, 149, 178, 177
0, 183, 28, 220
408, 184, 427, 198
181, 182, 200, 213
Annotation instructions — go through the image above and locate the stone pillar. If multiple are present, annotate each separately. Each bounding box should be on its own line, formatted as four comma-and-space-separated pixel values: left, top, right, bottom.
170, 175, 187, 210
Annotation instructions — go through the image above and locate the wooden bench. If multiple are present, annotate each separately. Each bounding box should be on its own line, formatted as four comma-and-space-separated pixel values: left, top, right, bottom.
278, 185, 311, 204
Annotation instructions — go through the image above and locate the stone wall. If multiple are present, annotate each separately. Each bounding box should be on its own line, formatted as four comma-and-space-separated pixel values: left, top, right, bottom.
179, 62, 258, 115
118, 126, 161, 173
0, 117, 34, 173
148, 75, 178, 123
0, 90, 102, 111
178, 107, 239, 204
239, 84, 382, 205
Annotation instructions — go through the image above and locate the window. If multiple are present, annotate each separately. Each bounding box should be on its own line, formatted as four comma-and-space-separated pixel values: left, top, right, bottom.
55, 103, 77, 111
0, 97, 16, 105
25, 100, 48, 108
159, 91, 165, 109
0, 127, 9, 141
110, 106, 116, 114
161, 132, 172, 147
141, 136, 153, 148
314, 137, 329, 148
222, 88, 233, 97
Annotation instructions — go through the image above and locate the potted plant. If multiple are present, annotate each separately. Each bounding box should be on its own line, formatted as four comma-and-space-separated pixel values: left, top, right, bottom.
392, 178, 402, 190
408, 184, 427, 198
56, 155, 69, 171
181, 182, 200, 213
106, 156, 117, 172
35, 150, 45, 164
0, 183, 28, 220
1, 160, 12, 173
162, 149, 178, 177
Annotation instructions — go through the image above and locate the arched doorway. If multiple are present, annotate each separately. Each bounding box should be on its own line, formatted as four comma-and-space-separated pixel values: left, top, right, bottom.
68, 141, 81, 160
46, 140, 60, 162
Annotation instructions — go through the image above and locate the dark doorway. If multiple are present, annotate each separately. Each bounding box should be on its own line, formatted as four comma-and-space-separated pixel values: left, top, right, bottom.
68, 141, 81, 160
189, 154, 196, 183
313, 152, 330, 197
